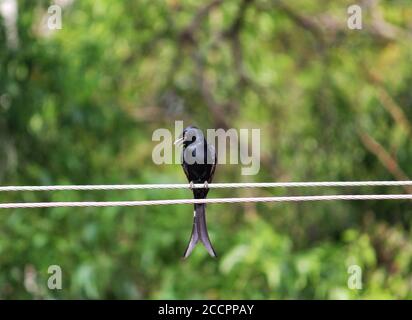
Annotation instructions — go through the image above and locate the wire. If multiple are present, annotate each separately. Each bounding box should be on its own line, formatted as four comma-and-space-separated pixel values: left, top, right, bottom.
1, 181, 412, 192
1, 194, 412, 209
1, 181, 411, 209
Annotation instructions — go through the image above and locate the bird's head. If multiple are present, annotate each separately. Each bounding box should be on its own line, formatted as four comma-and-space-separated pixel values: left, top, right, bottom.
174, 126, 204, 147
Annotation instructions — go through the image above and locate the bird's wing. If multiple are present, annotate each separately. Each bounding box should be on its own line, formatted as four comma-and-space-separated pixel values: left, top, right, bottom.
208, 143, 217, 183
182, 156, 191, 182
182, 144, 196, 182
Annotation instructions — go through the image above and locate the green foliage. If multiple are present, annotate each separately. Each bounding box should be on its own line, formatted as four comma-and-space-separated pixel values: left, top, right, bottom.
1, 0, 412, 299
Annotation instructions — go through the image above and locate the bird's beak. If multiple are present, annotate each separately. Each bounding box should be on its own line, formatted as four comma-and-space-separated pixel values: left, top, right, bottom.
174, 137, 184, 146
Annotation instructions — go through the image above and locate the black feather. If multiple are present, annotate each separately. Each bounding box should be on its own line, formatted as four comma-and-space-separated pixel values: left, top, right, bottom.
180, 126, 217, 258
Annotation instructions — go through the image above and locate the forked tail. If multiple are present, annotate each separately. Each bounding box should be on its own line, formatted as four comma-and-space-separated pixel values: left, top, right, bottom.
183, 203, 217, 258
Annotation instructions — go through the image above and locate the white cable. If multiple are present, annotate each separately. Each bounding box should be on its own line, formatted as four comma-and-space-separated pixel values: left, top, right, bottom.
1, 194, 412, 209
1, 181, 412, 192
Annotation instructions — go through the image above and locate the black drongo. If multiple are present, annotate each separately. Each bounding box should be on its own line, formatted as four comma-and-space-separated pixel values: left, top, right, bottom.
175, 126, 217, 258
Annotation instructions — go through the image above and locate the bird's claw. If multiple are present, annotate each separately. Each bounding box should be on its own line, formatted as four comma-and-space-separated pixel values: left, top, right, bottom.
189, 181, 194, 190
204, 181, 209, 189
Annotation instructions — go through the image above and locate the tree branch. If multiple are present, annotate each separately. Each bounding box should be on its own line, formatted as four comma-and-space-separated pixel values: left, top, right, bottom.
358, 131, 412, 193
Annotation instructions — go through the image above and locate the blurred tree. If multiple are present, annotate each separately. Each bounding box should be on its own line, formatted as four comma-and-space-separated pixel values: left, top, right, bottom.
0, 0, 412, 299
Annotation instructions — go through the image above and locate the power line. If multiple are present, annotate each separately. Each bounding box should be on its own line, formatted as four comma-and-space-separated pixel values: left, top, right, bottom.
1, 194, 412, 209
1, 181, 412, 192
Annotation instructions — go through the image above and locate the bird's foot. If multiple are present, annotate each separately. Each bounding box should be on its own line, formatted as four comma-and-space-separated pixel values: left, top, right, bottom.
189, 181, 194, 190
203, 181, 209, 189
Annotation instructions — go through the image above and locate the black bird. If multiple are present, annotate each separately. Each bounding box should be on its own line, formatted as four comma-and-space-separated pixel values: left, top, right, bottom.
175, 126, 217, 258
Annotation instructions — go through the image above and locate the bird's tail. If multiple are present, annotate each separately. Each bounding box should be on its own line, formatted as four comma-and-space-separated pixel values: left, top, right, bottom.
183, 203, 217, 259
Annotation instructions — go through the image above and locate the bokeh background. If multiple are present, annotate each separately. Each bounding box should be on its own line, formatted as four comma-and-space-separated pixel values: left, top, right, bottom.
1, 0, 412, 299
